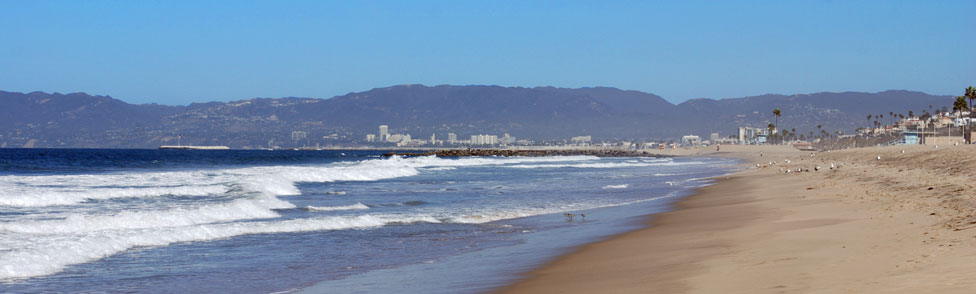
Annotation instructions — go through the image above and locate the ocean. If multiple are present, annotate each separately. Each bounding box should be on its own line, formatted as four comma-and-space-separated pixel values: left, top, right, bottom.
0, 149, 738, 293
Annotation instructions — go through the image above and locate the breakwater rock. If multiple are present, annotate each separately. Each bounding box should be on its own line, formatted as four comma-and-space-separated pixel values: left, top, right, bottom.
381, 149, 666, 158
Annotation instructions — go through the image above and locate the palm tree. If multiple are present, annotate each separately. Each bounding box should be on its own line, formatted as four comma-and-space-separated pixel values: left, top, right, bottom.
968, 86, 976, 111
772, 108, 782, 130
953, 96, 968, 112
964, 86, 976, 143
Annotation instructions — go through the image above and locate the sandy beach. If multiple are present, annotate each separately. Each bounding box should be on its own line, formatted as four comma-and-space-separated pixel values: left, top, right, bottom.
499, 144, 976, 293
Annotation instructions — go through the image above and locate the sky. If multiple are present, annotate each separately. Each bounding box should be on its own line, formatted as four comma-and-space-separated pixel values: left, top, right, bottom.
1, 0, 973, 105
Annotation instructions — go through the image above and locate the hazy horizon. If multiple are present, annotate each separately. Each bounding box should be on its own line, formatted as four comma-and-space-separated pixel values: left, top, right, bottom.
2, 1, 973, 105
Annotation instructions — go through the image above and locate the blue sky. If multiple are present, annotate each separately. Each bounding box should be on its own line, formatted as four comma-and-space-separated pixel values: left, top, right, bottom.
1, 0, 973, 105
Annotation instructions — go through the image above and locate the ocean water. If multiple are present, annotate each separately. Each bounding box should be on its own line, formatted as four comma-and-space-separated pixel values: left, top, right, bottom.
0, 149, 738, 293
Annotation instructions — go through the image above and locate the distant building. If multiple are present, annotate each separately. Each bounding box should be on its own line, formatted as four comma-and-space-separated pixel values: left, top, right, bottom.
738, 127, 769, 144
365, 134, 376, 142
388, 134, 402, 143
571, 136, 591, 145
379, 125, 389, 142
502, 133, 516, 145
710, 133, 720, 142
291, 131, 308, 146
681, 135, 701, 146
470, 134, 498, 145
447, 133, 457, 143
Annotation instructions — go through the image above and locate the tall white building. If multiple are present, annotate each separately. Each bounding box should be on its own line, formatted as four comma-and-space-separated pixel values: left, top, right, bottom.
379, 125, 389, 142
447, 133, 457, 143
470, 134, 498, 145
366, 134, 376, 142
291, 131, 307, 146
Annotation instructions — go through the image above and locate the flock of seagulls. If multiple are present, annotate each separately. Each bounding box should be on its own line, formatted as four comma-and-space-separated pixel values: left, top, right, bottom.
757, 155, 846, 175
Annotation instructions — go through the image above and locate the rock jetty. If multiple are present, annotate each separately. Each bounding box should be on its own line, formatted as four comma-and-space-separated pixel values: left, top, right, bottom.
381, 149, 664, 158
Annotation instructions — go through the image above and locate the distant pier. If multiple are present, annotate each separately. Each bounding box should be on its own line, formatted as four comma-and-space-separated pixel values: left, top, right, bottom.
159, 145, 230, 150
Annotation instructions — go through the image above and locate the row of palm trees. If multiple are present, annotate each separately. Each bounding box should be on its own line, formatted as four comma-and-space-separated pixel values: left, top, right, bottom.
860, 86, 976, 142
955, 86, 976, 142
766, 107, 836, 143
763, 86, 976, 145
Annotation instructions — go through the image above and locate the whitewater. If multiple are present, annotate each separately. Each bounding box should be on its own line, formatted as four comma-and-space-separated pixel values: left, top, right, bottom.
0, 149, 737, 293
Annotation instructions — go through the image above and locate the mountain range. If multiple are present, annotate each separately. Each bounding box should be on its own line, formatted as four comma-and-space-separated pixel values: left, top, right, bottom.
0, 85, 954, 148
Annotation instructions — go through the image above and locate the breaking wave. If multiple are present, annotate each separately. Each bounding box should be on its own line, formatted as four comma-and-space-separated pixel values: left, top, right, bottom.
305, 203, 370, 212
0, 214, 439, 281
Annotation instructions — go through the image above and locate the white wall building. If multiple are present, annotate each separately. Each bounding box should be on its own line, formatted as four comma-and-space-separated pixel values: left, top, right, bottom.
379, 125, 389, 142
681, 135, 701, 146
470, 134, 498, 145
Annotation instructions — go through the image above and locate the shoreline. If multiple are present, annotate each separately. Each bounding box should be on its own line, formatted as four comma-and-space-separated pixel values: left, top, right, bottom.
497, 144, 976, 293
495, 152, 767, 293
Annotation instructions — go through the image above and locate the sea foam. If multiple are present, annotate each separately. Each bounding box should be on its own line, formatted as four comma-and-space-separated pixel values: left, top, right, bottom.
0, 214, 440, 281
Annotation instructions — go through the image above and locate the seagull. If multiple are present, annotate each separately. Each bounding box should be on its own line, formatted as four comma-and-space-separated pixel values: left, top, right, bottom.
756, 163, 761, 168
815, 166, 821, 171
830, 163, 836, 170
877, 156, 881, 160
901, 150, 905, 154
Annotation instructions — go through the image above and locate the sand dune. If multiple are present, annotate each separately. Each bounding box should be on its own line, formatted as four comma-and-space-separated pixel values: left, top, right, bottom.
500, 144, 976, 293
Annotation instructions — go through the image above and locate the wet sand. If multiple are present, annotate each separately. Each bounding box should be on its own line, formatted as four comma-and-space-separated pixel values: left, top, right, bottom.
499, 144, 976, 293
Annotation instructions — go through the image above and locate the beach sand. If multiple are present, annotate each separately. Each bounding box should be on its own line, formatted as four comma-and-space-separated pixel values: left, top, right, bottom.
499, 144, 976, 293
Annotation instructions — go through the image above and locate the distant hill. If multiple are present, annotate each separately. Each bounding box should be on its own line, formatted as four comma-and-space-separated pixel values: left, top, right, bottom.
0, 86, 953, 148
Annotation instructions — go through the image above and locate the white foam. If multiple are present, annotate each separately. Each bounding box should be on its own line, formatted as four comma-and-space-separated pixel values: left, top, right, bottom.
306, 203, 369, 212
603, 184, 629, 189
0, 214, 439, 281
0, 196, 289, 234
505, 162, 655, 169
0, 184, 228, 207
445, 193, 678, 224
